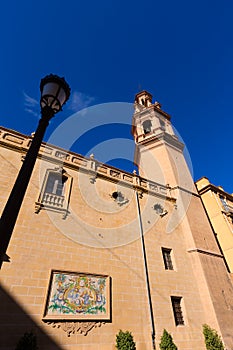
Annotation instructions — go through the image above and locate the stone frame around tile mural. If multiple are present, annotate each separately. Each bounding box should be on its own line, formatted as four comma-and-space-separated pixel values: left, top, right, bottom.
43, 270, 111, 322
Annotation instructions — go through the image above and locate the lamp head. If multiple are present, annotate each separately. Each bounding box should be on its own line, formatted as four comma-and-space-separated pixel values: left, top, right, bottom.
40, 74, 71, 117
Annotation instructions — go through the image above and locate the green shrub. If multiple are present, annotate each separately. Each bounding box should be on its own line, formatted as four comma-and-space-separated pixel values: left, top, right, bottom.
159, 329, 178, 350
116, 329, 136, 350
203, 324, 224, 350
15, 331, 38, 350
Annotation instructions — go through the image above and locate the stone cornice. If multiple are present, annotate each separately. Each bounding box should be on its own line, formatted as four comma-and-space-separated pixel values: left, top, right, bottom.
134, 132, 184, 168
133, 104, 171, 120
0, 126, 175, 202
196, 181, 233, 202
187, 248, 223, 259
137, 132, 184, 152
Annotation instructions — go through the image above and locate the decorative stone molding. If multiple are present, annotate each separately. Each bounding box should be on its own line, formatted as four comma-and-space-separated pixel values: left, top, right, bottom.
21, 154, 26, 162
187, 248, 223, 258
111, 191, 129, 206
88, 154, 98, 184
110, 170, 121, 178
46, 321, 105, 337
0, 126, 177, 201
153, 203, 168, 217
89, 173, 97, 184
43, 271, 110, 337
137, 190, 143, 199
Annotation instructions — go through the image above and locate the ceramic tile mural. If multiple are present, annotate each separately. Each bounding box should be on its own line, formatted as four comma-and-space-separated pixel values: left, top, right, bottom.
44, 271, 110, 320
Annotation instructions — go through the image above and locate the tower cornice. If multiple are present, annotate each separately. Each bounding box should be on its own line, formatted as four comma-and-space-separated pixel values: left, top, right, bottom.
133, 104, 171, 121
137, 132, 184, 152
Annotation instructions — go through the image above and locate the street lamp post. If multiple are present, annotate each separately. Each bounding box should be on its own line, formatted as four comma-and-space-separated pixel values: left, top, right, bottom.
0, 74, 70, 269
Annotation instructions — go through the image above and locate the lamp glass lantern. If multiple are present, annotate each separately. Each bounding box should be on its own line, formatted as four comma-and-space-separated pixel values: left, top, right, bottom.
40, 74, 71, 115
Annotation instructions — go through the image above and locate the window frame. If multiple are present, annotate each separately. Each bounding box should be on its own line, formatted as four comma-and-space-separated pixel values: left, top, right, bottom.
161, 247, 174, 270
142, 120, 152, 134
171, 296, 185, 326
45, 172, 67, 196
35, 167, 72, 219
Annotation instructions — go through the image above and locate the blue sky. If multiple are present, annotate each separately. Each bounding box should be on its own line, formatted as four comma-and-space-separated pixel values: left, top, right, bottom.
0, 0, 232, 192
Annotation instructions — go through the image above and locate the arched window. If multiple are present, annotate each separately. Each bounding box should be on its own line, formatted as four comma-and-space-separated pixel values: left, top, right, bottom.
142, 120, 152, 134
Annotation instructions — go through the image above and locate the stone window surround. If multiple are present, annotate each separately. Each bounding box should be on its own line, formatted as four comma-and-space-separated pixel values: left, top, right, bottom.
35, 166, 72, 219
161, 247, 174, 270
171, 296, 185, 326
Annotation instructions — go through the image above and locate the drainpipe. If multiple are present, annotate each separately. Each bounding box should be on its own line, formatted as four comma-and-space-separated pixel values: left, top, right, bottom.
135, 190, 156, 350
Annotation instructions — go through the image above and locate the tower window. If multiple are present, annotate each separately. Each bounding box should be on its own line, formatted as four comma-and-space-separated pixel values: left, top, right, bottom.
171, 296, 184, 326
162, 248, 174, 270
219, 195, 229, 212
159, 118, 166, 130
143, 120, 152, 134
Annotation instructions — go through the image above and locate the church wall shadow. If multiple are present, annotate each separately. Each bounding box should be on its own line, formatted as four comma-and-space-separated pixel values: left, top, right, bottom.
0, 283, 62, 350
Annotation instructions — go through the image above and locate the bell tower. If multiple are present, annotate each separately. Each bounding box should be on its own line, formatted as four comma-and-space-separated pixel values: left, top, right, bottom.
132, 90, 193, 190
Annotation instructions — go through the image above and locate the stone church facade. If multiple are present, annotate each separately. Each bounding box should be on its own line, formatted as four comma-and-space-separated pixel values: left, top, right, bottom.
0, 91, 233, 349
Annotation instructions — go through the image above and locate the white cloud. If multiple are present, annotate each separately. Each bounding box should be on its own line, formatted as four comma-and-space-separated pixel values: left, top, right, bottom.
23, 92, 40, 118
24, 92, 38, 107
24, 108, 39, 118
23, 90, 95, 117
69, 91, 95, 112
